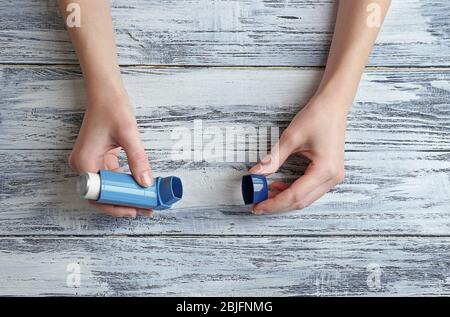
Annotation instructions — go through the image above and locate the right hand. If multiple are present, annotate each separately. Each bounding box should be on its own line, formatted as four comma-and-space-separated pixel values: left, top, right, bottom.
250, 94, 347, 214
69, 89, 153, 218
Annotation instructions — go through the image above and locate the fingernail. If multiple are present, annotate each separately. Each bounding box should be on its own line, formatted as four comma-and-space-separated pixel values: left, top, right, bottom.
141, 171, 153, 187
252, 208, 265, 215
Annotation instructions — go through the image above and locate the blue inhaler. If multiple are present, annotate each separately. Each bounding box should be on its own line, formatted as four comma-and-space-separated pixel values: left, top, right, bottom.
241, 174, 269, 205
77, 170, 183, 210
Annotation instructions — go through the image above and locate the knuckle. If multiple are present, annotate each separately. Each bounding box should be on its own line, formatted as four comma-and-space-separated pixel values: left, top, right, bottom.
313, 162, 342, 182
334, 169, 345, 184
294, 200, 308, 210
280, 131, 297, 148
107, 211, 123, 218
68, 152, 77, 170
118, 115, 138, 132
318, 165, 336, 180
69, 150, 92, 172
284, 187, 298, 201
100, 206, 125, 218
291, 192, 305, 208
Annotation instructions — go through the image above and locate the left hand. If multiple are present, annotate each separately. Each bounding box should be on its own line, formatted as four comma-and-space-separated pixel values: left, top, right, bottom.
250, 94, 349, 214
69, 88, 153, 218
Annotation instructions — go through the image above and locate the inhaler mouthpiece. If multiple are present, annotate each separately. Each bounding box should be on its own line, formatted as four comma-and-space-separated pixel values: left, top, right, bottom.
158, 176, 183, 207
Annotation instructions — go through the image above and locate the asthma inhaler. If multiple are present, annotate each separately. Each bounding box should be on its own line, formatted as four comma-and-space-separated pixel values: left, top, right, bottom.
241, 174, 268, 205
77, 170, 183, 210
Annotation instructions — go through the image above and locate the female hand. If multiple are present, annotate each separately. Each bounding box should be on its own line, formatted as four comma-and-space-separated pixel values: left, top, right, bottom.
250, 94, 348, 214
248, 0, 391, 214
69, 89, 153, 218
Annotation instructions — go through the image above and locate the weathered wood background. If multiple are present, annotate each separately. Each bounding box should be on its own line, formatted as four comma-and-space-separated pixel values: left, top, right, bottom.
0, 0, 449, 296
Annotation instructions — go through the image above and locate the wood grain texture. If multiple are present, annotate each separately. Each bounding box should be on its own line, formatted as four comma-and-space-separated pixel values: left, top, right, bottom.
1, 0, 449, 297
1, 150, 449, 236
1, 67, 449, 151
0, 0, 449, 66
0, 237, 449, 296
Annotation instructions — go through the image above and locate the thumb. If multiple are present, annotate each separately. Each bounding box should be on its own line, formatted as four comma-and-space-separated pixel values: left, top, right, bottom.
250, 133, 296, 175
119, 129, 153, 187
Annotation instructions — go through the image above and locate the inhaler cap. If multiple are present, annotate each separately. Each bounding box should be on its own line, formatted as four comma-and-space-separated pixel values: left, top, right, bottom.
77, 172, 101, 200
241, 174, 268, 205
158, 176, 183, 208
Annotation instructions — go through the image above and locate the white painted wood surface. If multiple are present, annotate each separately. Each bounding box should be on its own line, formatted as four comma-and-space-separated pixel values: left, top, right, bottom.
1, 67, 449, 151
0, 0, 449, 296
0, 150, 449, 236
1, 237, 449, 296
0, 0, 449, 66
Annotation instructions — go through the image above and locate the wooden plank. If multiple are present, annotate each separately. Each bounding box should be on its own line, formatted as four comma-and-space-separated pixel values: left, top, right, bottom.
0, 237, 449, 296
0, 150, 449, 236
1, 67, 449, 151
0, 0, 449, 66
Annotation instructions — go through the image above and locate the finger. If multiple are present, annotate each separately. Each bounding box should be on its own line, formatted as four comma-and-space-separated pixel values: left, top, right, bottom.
103, 147, 122, 171
299, 179, 335, 208
137, 209, 154, 217
269, 181, 290, 192
268, 181, 290, 198
249, 132, 298, 175
252, 187, 296, 214
118, 129, 153, 187
89, 201, 137, 218
253, 162, 331, 214
69, 151, 103, 174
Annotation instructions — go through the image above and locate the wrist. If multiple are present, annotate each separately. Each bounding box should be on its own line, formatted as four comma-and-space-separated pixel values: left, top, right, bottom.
313, 82, 355, 112
314, 68, 362, 109
85, 78, 129, 109
83, 63, 127, 102
308, 90, 351, 117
